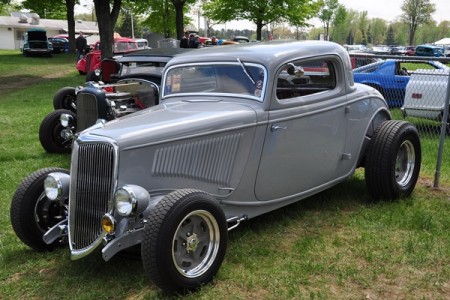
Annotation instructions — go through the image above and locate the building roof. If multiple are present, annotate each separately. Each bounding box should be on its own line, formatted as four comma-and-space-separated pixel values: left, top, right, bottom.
0, 14, 98, 34
435, 38, 450, 45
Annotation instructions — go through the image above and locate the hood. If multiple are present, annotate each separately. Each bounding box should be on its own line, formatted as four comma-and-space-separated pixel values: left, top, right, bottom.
27, 30, 47, 41
85, 100, 258, 149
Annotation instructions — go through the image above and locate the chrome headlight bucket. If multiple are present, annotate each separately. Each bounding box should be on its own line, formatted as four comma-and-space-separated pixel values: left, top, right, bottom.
114, 185, 150, 217
44, 172, 71, 201
60, 113, 74, 128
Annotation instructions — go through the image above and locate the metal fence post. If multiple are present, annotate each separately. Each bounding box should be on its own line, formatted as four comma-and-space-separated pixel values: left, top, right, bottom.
433, 70, 450, 188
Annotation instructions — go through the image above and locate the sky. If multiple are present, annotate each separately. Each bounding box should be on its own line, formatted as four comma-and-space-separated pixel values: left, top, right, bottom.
337, 0, 448, 23
74, 0, 449, 30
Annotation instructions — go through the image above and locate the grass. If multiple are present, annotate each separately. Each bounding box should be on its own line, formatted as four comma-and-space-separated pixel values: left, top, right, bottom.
0, 50, 449, 299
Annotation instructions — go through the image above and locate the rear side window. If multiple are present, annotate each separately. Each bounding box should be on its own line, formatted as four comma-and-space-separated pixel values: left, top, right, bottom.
276, 58, 336, 100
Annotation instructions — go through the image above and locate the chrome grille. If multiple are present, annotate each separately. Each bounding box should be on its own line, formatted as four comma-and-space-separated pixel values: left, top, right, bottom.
71, 142, 115, 251
76, 93, 98, 132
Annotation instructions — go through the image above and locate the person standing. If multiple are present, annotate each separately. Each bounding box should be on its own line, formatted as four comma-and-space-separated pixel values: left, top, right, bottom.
180, 31, 189, 48
76, 32, 87, 61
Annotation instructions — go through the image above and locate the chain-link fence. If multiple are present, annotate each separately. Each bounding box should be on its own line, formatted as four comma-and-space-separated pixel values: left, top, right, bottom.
351, 53, 450, 188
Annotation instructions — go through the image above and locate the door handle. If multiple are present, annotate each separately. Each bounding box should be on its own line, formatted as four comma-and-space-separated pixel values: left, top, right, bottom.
271, 124, 287, 132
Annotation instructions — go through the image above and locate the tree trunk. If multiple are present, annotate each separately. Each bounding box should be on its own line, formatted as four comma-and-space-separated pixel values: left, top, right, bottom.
65, 0, 76, 53
256, 19, 263, 41
172, 0, 185, 40
94, 0, 122, 60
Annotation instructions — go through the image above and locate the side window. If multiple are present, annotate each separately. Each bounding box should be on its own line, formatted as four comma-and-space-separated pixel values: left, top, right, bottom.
276, 59, 336, 100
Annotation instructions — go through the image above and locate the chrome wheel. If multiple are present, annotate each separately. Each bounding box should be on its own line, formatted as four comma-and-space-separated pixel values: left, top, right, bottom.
172, 210, 221, 278
395, 140, 415, 187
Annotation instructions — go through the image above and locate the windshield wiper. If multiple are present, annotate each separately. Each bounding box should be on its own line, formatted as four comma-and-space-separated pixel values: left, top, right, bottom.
237, 58, 256, 85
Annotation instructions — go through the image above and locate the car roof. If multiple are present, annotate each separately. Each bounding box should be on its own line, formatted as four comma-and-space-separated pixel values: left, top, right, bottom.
166, 40, 349, 70
416, 45, 441, 49
118, 48, 194, 63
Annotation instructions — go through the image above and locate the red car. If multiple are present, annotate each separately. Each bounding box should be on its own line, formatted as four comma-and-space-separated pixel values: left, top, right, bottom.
406, 46, 416, 56
76, 37, 139, 75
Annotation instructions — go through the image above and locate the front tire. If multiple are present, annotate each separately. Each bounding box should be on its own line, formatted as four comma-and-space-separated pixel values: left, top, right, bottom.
10, 168, 70, 251
39, 109, 76, 153
53, 87, 77, 113
141, 189, 227, 294
365, 120, 421, 199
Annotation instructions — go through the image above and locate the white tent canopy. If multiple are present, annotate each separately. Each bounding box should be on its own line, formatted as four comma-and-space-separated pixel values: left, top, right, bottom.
435, 38, 450, 45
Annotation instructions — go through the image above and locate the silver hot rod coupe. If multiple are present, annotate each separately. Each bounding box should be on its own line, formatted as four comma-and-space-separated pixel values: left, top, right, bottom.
10, 41, 421, 293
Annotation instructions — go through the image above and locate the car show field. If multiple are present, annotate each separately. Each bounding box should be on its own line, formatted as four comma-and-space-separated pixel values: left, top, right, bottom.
0, 48, 449, 299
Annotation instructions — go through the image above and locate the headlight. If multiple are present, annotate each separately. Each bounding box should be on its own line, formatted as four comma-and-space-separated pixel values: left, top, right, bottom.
44, 172, 70, 200
60, 113, 73, 127
114, 185, 150, 217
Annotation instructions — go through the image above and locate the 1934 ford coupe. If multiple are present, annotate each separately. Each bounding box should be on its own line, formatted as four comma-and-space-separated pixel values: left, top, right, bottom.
10, 41, 421, 293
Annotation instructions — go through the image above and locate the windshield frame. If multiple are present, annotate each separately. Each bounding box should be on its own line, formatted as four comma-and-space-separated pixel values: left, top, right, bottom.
161, 61, 267, 102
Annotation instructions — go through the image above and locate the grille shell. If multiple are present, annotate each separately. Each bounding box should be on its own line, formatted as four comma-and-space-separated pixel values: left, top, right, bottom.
76, 92, 99, 132
69, 139, 117, 259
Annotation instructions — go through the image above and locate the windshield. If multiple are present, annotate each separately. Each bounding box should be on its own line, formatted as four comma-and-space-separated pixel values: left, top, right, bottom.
120, 61, 167, 76
162, 62, 266, 101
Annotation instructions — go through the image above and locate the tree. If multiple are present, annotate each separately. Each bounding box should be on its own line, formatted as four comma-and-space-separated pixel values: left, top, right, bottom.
203, 0, 320, 41
400, 0, 436, 45
21, 0, 67, 19
0, 1, 21, 15
328, 5, 347, 44
94, 0, 122, 59
133, 0, 178, 38
386, 25, 395, 45
172, 0, 196, 40
370, 18, 388, 45
318, 0, 339, 41
358, 11, 368, 45
65, 0, 76, 54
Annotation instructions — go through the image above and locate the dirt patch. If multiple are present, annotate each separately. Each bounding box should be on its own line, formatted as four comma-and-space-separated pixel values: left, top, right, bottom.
0, 69, 76, 96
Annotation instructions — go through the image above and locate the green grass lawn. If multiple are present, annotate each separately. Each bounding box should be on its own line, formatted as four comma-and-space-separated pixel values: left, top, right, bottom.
0, 50, 449, 299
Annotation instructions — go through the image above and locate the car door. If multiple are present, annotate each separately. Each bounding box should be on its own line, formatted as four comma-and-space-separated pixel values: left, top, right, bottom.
255, 57, 351, 201
391, 61, 410, 106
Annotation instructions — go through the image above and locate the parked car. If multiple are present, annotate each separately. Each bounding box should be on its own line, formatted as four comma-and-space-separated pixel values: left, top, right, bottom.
353, 59, 449, 107
39, 48, 190, 153
344, 44, 368, 53
11, 41, 421, 293
390, 46, 407, 55
232, 35, 250, 43
21, 28, 53, 57
76, 37, 139, 75
135, 38, 150, 49
414, 45, 444, 57
349, 54, 379, 69
406, 46, 416, 56
443, 45, 450, 57
402, 68, 450, 125
48, 37, 68, 53
369, 45, 391, 55
90, 48, 192, 84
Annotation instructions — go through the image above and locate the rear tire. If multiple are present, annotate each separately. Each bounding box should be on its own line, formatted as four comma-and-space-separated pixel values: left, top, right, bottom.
10, 168, 70, 251
365, 120, 421, 200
